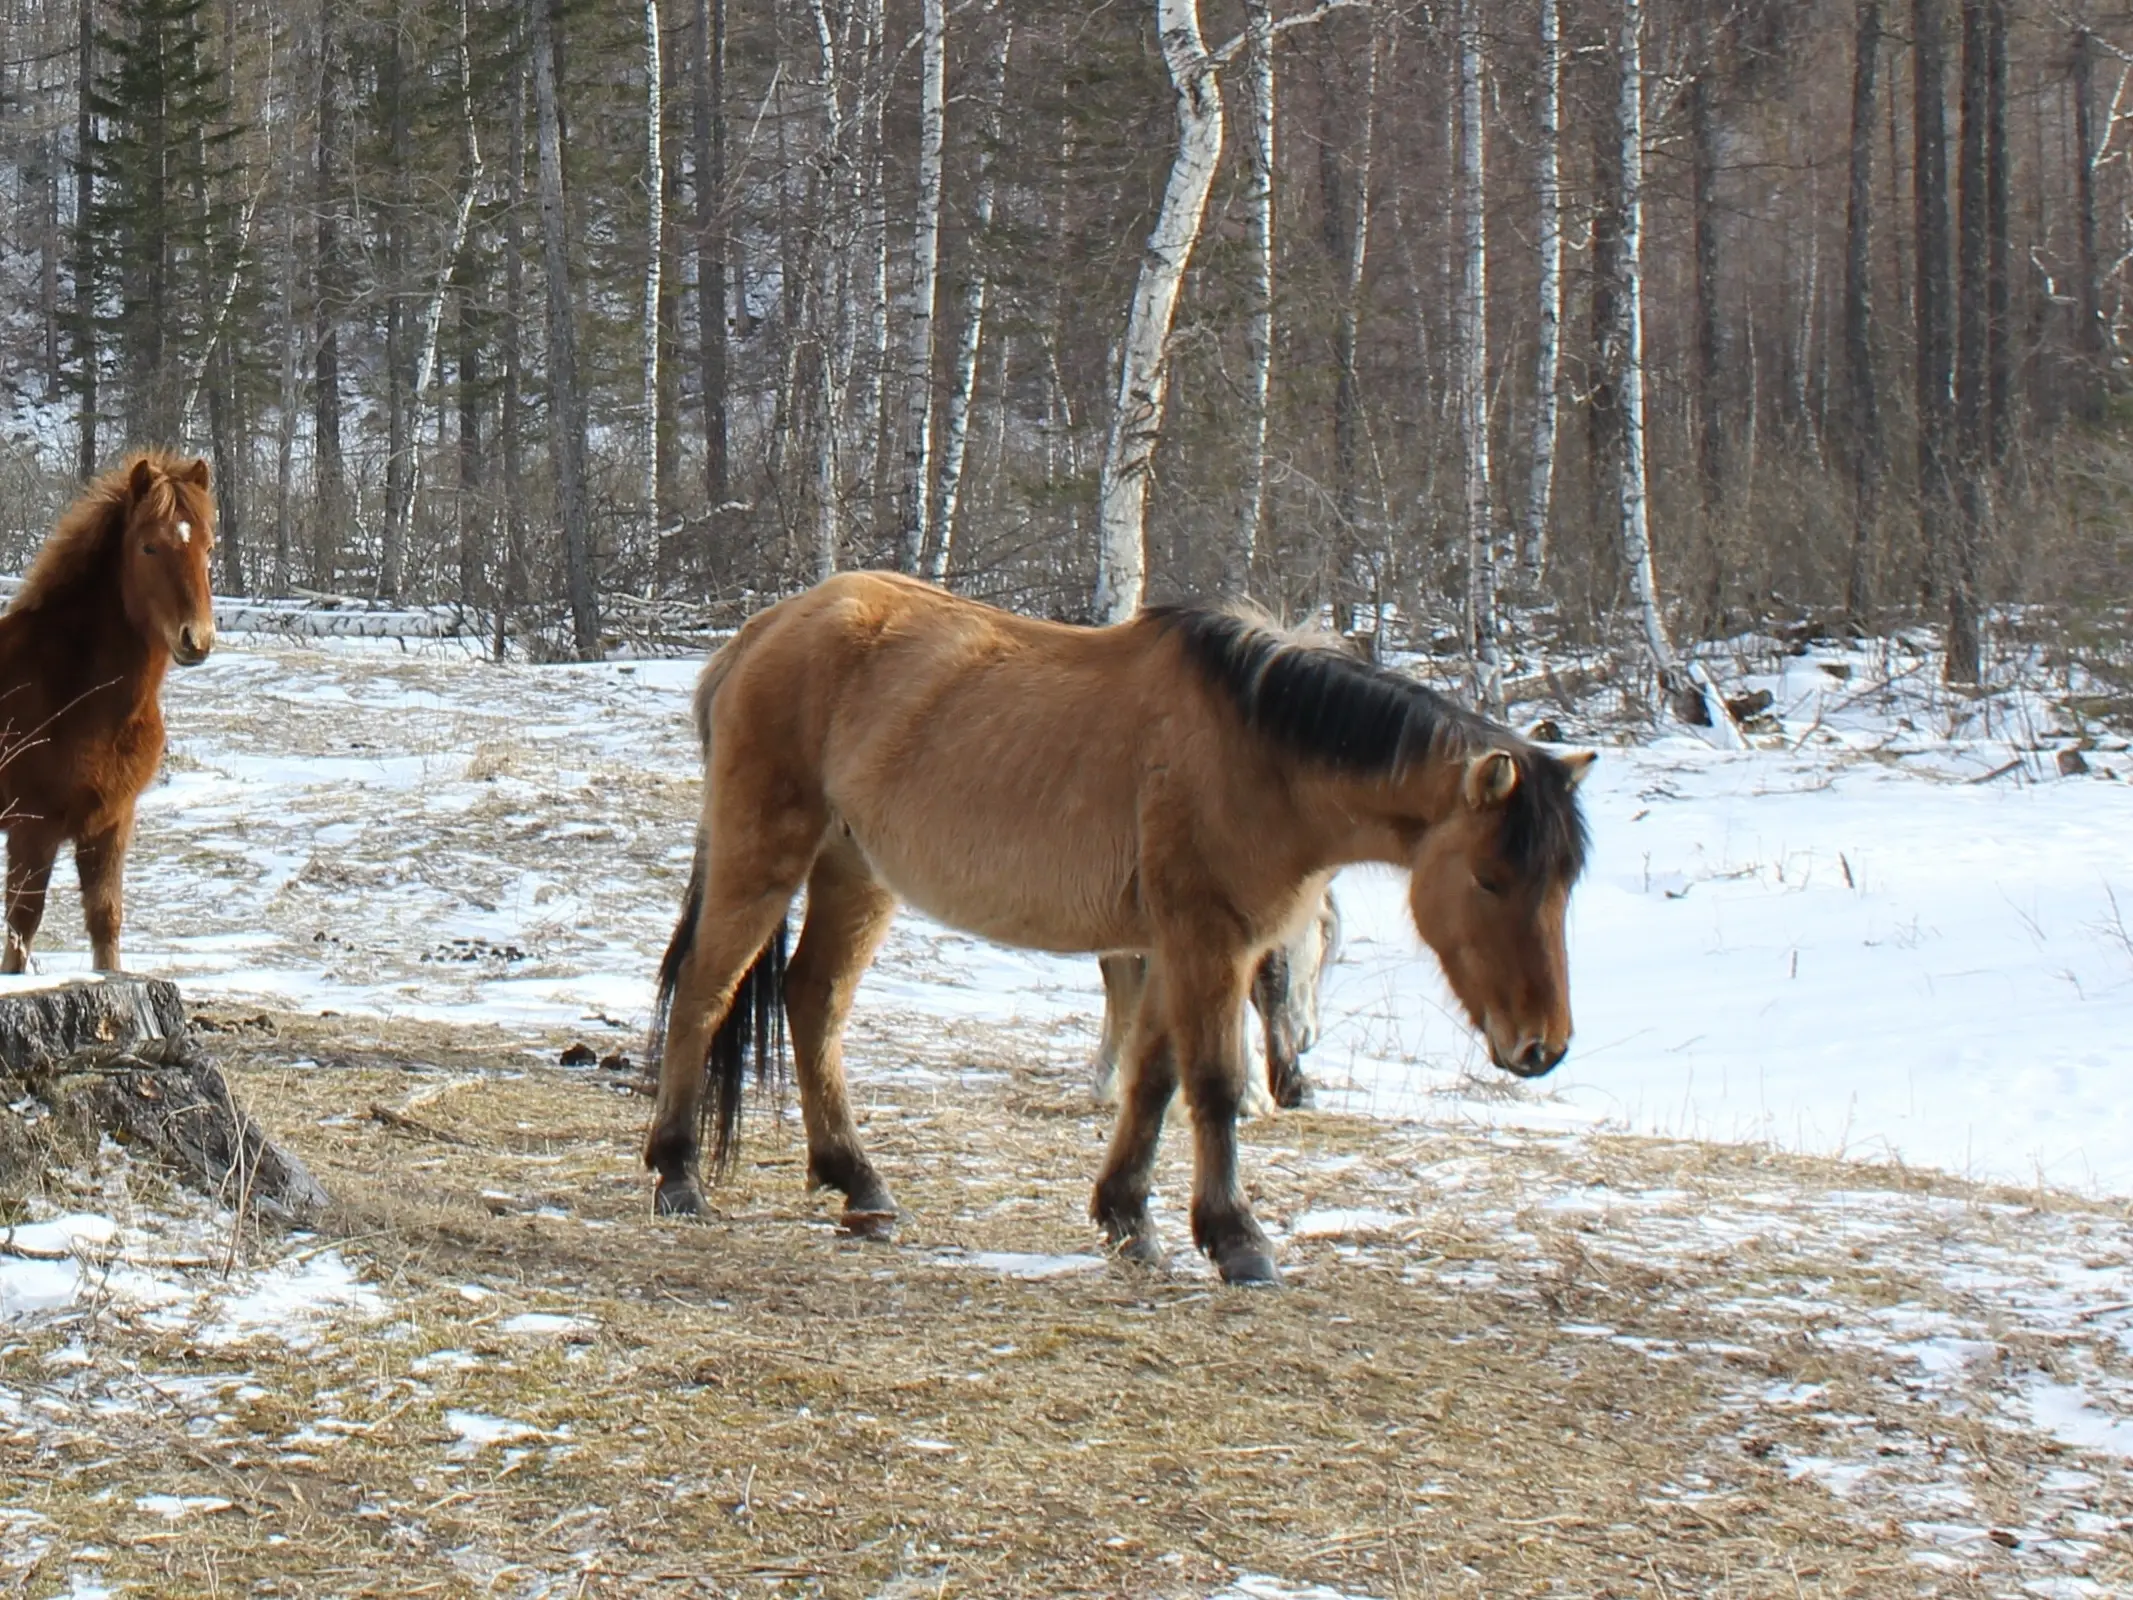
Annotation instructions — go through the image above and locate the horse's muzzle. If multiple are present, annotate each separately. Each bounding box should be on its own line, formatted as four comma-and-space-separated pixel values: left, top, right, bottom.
1494, 1038, 1566, 1079
173, 626, 214, 666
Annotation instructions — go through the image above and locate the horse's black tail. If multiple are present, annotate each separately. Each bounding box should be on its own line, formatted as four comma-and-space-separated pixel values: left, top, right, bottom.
647, 830, 790, 1176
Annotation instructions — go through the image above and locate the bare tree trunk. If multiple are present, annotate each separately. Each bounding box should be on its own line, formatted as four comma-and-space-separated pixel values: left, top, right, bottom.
533, 0, 600, 656
852, 0, 890, 543
1233, 0, 1275, 589
1985, 0, 2008, 464
1458, 0, 1498, 709
1521, 0, 1561, 578
1937, 0, 1977, 682
1844, 0, 1883, 620
897, 0, 946, 574
691, 0, 730, 512
928, 4, 1008, 585
1331, 25, 1382, 554
500, 33, 530, 650
312, 0, 344, 589
381, 7, 411, 600
642, 0, 665, 568
1615, 0, 1682, 698
274, 177, 298, 595
389, 0, 483, 601
1689, 68, 1722, 509
73, 0, 94, 480
1094, 0, 1225, 623
2072, 27, 2107, 422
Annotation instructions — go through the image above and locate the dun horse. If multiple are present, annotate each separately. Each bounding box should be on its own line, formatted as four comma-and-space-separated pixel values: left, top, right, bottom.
0, 453, 217, 973
646, 572, 1591, 1286
1091, 888, 1339, 1115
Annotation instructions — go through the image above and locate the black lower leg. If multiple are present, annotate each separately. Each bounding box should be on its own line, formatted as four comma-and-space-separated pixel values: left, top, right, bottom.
1091, 1044, 1176, 1263
1187, 1073, 1279, 1287
806, 1143, 897, 1222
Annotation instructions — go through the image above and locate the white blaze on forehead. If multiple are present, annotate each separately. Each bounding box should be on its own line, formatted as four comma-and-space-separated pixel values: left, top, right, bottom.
177, 520, 193, 544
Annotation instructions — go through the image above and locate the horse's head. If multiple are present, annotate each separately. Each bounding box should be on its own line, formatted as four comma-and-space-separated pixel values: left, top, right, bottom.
118, 455, 216, 666
1407, 745, 1594, 1078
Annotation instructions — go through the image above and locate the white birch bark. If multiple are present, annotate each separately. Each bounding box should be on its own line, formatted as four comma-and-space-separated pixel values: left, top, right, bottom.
807, 0, 851, 578
897, 0, 946, 574
1616, 0, 1738, 742
1523, 0, 1562, 576
642, 0, 665, 558
1094, 0, 1225, 624
1233, 0, 1275, 588
1459, 0, 1500, 710
928, 5, 1009, 584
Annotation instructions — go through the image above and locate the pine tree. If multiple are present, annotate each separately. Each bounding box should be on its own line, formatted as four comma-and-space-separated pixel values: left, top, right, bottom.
87, 0, 237, 446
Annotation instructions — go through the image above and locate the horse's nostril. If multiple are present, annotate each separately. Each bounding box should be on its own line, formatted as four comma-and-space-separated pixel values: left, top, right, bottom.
1517, 1039, 1558, 1075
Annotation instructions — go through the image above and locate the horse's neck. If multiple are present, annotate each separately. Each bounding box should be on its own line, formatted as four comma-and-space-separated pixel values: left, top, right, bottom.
8, 586, 162, 709
1292, 759, 1461, 871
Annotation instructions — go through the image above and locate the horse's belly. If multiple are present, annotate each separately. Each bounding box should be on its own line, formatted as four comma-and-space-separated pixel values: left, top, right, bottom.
841, 820, 1136, 955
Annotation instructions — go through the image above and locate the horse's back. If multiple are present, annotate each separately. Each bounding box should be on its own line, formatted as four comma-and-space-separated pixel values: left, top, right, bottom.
701, 574, 1177, 951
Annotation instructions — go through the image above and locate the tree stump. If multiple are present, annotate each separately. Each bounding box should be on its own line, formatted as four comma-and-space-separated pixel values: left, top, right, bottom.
0, 976, 326, 1221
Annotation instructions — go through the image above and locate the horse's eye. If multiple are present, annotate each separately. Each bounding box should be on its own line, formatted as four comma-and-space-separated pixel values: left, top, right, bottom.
140, 541, 161, 555
1474, 875, 1507, 898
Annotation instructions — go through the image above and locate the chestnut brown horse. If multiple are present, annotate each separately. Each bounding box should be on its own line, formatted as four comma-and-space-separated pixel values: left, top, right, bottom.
0, 452, 217, 973
645, 571, 1591, 1285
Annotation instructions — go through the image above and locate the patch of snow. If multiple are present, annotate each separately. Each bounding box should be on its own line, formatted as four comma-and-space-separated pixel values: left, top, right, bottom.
445, 1410, 541, 1456
1210, 1577, 1384, 1600
2018, 1377, 2133, 1461
1288, 1209, 1410, 1240
498, 1311, 595, 1338
133, 1494, 233, 1519
197, 1249, 383, 1348
952, 1250, 1106, 1281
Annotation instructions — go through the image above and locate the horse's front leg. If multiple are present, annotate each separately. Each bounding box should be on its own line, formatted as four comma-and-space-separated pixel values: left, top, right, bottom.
1168, 945, 1280, 1287
1091, 961, 1178, 1264
3, 827, 61, 975
76, 808, 134, 973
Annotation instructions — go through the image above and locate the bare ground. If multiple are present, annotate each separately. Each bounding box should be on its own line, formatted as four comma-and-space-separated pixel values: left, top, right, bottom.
3, 1004, 2129, 1600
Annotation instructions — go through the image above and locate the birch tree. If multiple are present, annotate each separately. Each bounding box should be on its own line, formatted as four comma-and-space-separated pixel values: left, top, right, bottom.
533, 0, 599, 657
1233, 0, 1274, 587
897, 0, 945, 575
1614, 0, 1682, 705
691, 0, 729, 507
1094, 0, 1224, 623
927, 2, 1008, 584
1521, 0, 1561, 577
1458, 0, 1499, 709
642, 0, 664, 562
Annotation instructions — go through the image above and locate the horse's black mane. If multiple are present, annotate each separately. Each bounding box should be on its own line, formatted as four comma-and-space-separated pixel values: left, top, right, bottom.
1146, 605, 1588, 884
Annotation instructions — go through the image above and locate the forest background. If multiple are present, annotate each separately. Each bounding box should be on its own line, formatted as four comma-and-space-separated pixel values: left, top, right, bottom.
0, 0, 2123, 706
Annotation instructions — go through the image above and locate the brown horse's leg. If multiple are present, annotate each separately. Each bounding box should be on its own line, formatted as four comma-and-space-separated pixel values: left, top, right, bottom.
644, 789, 824, 1215
1252, 948, 1309, 1111
2, 829, 60, 975
75, 809, 133, 972
1089, 952, 1146, 1106
785, 837, 900, 1229
1090, 963, 1178, 1264
1167, 946, 1280, 1287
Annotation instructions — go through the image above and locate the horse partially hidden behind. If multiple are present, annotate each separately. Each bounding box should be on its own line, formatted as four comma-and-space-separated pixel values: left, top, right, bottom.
1090, 887, 1339, 1115
0, 452, 217, 973
645, 571, 1592, 1286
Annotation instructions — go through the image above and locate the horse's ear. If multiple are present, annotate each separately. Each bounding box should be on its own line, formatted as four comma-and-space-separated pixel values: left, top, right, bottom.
1560, 750, 1597, 789
181, 457, 210, 489
1462, 750, 1520, 810
127, 458, 155, 503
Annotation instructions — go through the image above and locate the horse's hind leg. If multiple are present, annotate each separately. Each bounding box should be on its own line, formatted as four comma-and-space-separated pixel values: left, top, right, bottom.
645, 810, 823, 1216
785, 837, 900, 1231
1251, 949, 1309, 1112
2, 828, 59, 975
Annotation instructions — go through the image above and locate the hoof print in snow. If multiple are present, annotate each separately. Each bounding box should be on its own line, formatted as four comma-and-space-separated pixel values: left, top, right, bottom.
0, 975, 327, 1222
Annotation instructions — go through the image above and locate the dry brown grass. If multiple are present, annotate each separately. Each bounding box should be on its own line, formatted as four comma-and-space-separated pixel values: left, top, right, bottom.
1, 1007, 2126, 1599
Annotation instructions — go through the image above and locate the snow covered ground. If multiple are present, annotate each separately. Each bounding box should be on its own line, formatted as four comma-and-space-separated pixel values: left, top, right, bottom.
30, 624, 2132, 1201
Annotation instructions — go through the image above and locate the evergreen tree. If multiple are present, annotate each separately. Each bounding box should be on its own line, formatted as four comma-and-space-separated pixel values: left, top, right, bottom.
87, 0, 237, 445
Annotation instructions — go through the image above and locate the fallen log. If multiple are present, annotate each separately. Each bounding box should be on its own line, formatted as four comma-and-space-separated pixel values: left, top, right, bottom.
0, 976, 326, 1222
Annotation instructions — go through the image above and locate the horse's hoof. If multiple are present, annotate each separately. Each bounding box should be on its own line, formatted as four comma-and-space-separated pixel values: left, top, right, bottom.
1216, 1246, 1283, 1288
838, 1207, 898, 1240
1109, 1228, 1164, 1266
654, 1179, 705, 1218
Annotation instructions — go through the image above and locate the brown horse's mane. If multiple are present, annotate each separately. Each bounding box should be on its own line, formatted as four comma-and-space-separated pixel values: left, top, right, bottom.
8, 450, 195, 617
1145, 605, 1590, 885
